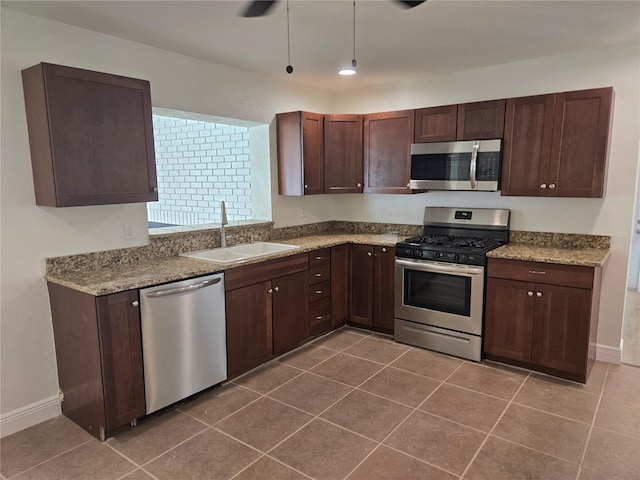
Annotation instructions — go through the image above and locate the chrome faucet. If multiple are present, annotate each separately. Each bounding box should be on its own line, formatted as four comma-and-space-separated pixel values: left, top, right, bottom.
220, 201, 228, 248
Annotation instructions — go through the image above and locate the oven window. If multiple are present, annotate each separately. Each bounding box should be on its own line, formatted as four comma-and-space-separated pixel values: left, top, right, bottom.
411, 153, 471, 181
404, 269, 471, 317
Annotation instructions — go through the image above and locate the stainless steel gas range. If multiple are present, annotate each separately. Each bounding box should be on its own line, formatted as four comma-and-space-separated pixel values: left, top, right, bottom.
394, 207, 510, 361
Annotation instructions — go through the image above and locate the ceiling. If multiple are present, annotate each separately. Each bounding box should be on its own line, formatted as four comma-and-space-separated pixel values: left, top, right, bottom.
3, 0, 640, 92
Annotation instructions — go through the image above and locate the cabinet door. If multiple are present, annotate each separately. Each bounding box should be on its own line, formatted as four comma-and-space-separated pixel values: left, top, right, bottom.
96, 291, 146, 431
373, 246, 395, 333
501, 95, 555, 196
457, 100, 506, 140
531, 284, 592, 376
331, 244, 349, 328
414, 105, 457, 142
226, 282, 272, 378
349, 244, 374, 327
272, 271, 309, 355
22, 63, 157, 207
277, 111, 324, 196
548, 88, 613, 198
364, 111, 413, 194
484, 278, 535, 362
324, 114, 364, 193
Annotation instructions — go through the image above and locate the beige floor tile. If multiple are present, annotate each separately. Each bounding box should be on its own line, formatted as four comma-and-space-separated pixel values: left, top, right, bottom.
233, 362, 303, 394
384, 410, 486, 475
120, 469, 155, 480
276, 344, 336, 370
608, 362, 640, 377
310, 353, 383, 386
107, 410, 206, 465
602, 368, 640, 404
578, 466, 610, 480
359, 366, 441, 407
270, 419, 376, 480
178, 383, 261, 425
233, 456, 308, 480
446, 363, 526, 400
311, 329, 367, 351
492, 404, 590, 463
321, 389, 413, 441
268, 372, 353, 415
594, 395, 640, 438
343, 337, 410, 364
0, 416, 92, 478
419, 383, 508, 432
215, 397, 312, 452
582, 427, 640, 479
514, 375, 600, 423
465, 436, 579, 480
390, 348, 463, 381
347, 445, 457, 480
144, 428, 260, 479
12, 441, 136, 480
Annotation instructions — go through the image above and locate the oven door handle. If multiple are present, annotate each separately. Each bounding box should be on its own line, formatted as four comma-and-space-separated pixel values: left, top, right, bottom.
395, 258, 484, 276
469, 141, 479, 190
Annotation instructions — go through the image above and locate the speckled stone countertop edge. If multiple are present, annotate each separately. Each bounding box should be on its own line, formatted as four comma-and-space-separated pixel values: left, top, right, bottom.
45, 233, 403, 296
486, 244, 610, 268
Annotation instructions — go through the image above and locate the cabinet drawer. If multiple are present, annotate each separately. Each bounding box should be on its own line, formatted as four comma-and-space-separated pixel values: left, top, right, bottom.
309, 281, 331, 303
309, 248, 331, 267
309, 264, 331, 285
487, 258, 594, 289
310, 298, 332, 325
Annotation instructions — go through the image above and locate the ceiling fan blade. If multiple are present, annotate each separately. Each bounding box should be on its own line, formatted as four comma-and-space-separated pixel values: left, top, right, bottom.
241, 0, 279, 17
395, 0, 427, 8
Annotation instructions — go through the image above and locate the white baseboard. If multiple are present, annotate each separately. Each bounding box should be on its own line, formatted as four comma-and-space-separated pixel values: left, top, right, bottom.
0, 395, 61, 438
595, 343, 622, 364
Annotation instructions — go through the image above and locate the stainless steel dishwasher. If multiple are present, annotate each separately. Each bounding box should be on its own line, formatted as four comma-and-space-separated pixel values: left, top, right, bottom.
140, 273, 227, 414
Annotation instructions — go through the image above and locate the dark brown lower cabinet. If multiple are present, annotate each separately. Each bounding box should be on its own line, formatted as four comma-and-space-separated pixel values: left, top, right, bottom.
330, 244, 349, 329
373, 246, 395, 333
484, 258, 601, 383
47, 283, 145, 440
273, 270, 309, 355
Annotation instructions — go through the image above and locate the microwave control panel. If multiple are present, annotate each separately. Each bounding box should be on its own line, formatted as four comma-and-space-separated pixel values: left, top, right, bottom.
476, 153, 500, 181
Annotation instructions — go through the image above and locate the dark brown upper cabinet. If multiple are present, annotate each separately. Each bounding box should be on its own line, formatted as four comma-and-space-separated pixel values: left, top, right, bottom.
276, 111, 324, 196
22, 63, 158, 207
324, 114, 364, 194
414, 100, 505, 143
502, 87, 613, 198
364, 110, 414, 194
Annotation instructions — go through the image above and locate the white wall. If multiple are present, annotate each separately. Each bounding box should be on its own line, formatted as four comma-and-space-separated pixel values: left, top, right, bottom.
330, 43, 640, 352
0, 9, 332, 434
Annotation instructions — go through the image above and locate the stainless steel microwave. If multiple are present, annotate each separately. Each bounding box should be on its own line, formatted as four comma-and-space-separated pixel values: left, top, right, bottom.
409, 139, 502, 191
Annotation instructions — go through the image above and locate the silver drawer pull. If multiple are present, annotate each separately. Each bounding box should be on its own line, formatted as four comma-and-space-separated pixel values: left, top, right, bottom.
315, 290, 323, 294
132, 300, 139, 307
527, 291, 534, 296
316, 315, 323, 320
528, 270, 546, 275
315, 256, 323, 260
315, 273, 322, 277
536, 292, 543, 297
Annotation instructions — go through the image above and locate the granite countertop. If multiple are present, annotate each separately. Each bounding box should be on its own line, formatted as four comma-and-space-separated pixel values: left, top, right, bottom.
45, 233, 402, 296
487, 244, 609, 268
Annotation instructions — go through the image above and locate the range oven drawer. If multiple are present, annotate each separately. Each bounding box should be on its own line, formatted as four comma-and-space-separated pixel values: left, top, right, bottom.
394, 318, 481, 361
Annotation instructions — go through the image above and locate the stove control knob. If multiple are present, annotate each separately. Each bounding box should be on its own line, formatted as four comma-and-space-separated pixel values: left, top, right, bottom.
404, 249, 412, 257
432, 252, 440, 259
459, 254, 468, 263
453, 254, 460, 262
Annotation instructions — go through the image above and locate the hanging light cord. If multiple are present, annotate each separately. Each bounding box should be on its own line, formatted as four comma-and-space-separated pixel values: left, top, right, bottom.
285, 0, 293, 73
352, 0, 357, 68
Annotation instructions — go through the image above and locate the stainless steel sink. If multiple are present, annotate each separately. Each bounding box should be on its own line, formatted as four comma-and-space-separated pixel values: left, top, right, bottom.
180, 242, 299, 264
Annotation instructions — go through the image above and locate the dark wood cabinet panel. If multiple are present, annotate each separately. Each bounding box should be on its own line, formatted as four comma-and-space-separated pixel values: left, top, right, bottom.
364, 111, 413, 194
501, 95, 555, 196
225, 282, 273, 378
484, 278, 535, 363
372, 246, 395, 333
456, 100, 506, 140
277, 111, 324, 195
548, 88, 613, 198
324, 114, 363, 193
310, 298, 332, 337
273, 271, 309, 355
48, 283, 145, 440
414, 105, 457, 142
348, 244, 374, 327
22, 63, 157, 207
331, 244, 349, 328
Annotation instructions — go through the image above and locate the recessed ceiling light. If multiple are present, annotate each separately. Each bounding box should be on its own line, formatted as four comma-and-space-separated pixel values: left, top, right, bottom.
339, 68, 356, 76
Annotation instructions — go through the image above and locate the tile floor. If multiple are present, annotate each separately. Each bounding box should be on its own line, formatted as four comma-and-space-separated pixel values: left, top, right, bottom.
2, 327, 640, 480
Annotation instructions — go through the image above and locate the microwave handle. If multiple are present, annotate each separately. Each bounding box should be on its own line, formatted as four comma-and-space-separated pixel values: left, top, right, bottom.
469, 141, 479, 190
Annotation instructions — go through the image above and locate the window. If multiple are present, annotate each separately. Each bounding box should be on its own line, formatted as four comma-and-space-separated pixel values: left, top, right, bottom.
148, 108, 270, 230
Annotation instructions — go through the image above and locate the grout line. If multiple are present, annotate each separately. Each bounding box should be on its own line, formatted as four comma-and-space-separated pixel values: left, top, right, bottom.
458, 371, 531, 479
136, 427, 215, 469
507, 401, 595, 426
3, 439, 93, 479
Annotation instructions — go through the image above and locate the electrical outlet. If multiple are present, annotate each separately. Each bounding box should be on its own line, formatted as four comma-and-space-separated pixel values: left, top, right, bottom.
124, 222, 135, 240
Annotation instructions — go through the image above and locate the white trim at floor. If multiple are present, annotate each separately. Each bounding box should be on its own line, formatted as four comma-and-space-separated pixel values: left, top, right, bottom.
0, 395, 61, 438
596, 343, 621, 364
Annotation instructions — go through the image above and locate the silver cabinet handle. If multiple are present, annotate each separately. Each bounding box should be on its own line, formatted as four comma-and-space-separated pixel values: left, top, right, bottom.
382, 247, 387, 253
540, 184, 547, 189
315, 256, 323, 260
528, 270, 546, 275
315, 273, 322, 277
132, 300, 139, 307
367, 252, 372, 257
144, 278, 221, 298
274, 286, 279, 292
315, 290, 323, 294
527, 291, 534, 297
304, 184, 308, 188
407, 183, 410, 188
469, 141, 479, 190
152, 187, 158, 192
316, 315, 323, 320
549, 183, 556, 189
536, 292, 543, 297
357, 182, 362, 187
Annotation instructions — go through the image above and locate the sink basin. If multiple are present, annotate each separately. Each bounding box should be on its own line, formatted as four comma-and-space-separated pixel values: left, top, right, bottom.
180, 242, 300, 264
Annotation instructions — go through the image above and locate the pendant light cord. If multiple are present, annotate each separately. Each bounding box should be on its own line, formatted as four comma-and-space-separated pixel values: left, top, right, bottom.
352, 0, 357, 68
287, 0, 292, 66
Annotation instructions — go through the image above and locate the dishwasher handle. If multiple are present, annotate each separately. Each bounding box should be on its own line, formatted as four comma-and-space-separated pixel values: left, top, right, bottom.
144, 277, 221, 298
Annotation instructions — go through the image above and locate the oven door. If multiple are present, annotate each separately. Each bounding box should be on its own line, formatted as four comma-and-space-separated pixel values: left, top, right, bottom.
395, 258, 484, 335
